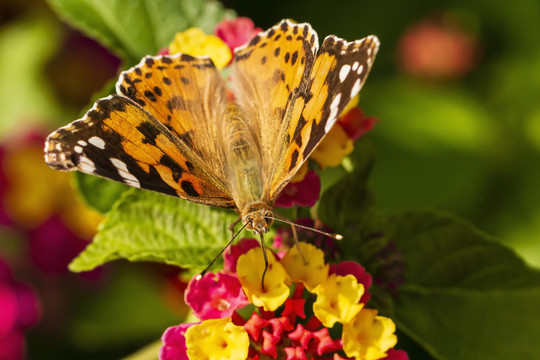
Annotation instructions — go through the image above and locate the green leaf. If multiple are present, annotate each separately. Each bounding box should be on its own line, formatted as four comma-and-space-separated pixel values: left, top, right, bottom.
318, 138, 376, 232
47, 0, 235, 64
366, 211, 540, 360
73, 172, 130, 214
69, 189, 239, 272
0, 15, 62, 137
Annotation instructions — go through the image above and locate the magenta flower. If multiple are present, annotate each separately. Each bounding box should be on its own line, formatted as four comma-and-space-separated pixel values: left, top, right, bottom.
275, 170, 321, 208
159, 322, 197, 360
215, 17, 262, 53
27, 214, 90, 274
224, 237, 260, 273
185, 271, 249, 320
384, 348, 410, 360
0, 258, 41, 360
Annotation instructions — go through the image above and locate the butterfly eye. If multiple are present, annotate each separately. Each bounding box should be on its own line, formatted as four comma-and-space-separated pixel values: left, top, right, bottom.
264, 211, 272, 218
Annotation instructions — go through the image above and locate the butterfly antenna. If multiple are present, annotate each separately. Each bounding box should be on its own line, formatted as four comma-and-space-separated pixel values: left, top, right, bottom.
267, 214, 343, 240
197, 220, 250, 280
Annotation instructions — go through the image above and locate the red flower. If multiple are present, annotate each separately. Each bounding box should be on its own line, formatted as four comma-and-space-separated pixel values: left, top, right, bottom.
275, 171, 321, 208
338, 108, 378, 141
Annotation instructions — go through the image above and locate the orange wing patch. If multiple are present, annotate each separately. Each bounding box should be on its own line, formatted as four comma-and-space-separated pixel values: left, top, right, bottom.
45, 95, 235, 208
116, 54, 227, 146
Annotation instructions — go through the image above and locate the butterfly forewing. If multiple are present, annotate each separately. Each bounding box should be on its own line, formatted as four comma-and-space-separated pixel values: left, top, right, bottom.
116, 53, 231, 190
45, 95, 235, 208
270, 34, 380, 198
233, 20, 318, 195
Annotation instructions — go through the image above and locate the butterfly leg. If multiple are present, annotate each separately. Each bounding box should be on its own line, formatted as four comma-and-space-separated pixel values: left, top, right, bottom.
228, 216, 242, 241
289, 224, 307, 264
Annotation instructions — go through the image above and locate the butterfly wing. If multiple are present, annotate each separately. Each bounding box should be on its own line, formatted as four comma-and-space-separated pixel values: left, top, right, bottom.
45, 97, 235, 208
233, 19, 379, 201
270, 34, 380, 198
232, 20, 319, 198
116, 53, 231, 191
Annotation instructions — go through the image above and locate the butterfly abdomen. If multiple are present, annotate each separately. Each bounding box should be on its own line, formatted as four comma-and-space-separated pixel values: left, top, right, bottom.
223, 104, 265, 211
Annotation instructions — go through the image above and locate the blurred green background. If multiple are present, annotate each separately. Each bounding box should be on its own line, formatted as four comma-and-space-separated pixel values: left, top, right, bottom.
1, 0, 539, 358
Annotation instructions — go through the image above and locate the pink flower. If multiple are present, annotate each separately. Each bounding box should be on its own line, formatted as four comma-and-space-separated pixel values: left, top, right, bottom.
338, 108, 378, 141
0, 145, 12, 226
330, 261, 373, 304
185, 272, 249, 320
224, 238, 260, 273
215, 17, 262, 53
384, 348, 410, 360
27, 215, 90, 274
0, 258, 41, 360
275, 171, 321, 208
160, 323, 196, 360
398, 16, 479, 79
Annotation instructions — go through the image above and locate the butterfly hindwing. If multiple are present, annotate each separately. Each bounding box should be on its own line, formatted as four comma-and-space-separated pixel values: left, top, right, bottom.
45, 95, 235, 208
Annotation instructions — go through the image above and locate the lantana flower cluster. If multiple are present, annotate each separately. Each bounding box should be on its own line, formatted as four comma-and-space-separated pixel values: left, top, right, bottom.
160, 239, 406, 360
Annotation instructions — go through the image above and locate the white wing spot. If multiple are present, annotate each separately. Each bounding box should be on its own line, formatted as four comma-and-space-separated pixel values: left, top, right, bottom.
351, 79, 362, 98
74, 146, 83, 154
352, 61, 359, 71
79, 156, 96, 173
339, 64, 351, 82
77, 140, 87, 146
326, 93, 342, 132
357, 64, 364, 75
110, 158, 140, 188
367, 57, 372, 67
88, 136, 105, 149
367, 47, 373, 56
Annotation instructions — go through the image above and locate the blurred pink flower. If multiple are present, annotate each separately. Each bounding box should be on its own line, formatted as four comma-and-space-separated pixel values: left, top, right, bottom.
215, 17, 262, 53
27, 214, 89, 274
398, 16, 479, 79
384, 348, 410, 360
185, 272, 249, 320
275, 170, 321, 208
0, 258, 41, 360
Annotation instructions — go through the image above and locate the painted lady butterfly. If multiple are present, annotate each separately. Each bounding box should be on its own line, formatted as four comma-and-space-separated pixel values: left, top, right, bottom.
45, 19, 379, 247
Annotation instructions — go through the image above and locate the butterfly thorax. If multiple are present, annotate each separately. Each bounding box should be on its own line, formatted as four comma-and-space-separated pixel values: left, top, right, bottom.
241, 203, 274, 234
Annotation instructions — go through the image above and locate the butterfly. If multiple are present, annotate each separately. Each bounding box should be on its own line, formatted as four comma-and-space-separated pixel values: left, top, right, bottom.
44, 19, 379, 259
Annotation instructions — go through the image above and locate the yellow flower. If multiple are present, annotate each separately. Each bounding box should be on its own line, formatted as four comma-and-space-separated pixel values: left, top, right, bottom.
3, 144, 102, 235
280, 242, 329, 292
310, 124, 354, 168
185, 317, 249, 360
236, 247, 291, 311
312, 274, 364, 328
341, 94, 359, 116
342, 309, 397, 360
169, 28, 232, 69
290, 162, 308, 183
